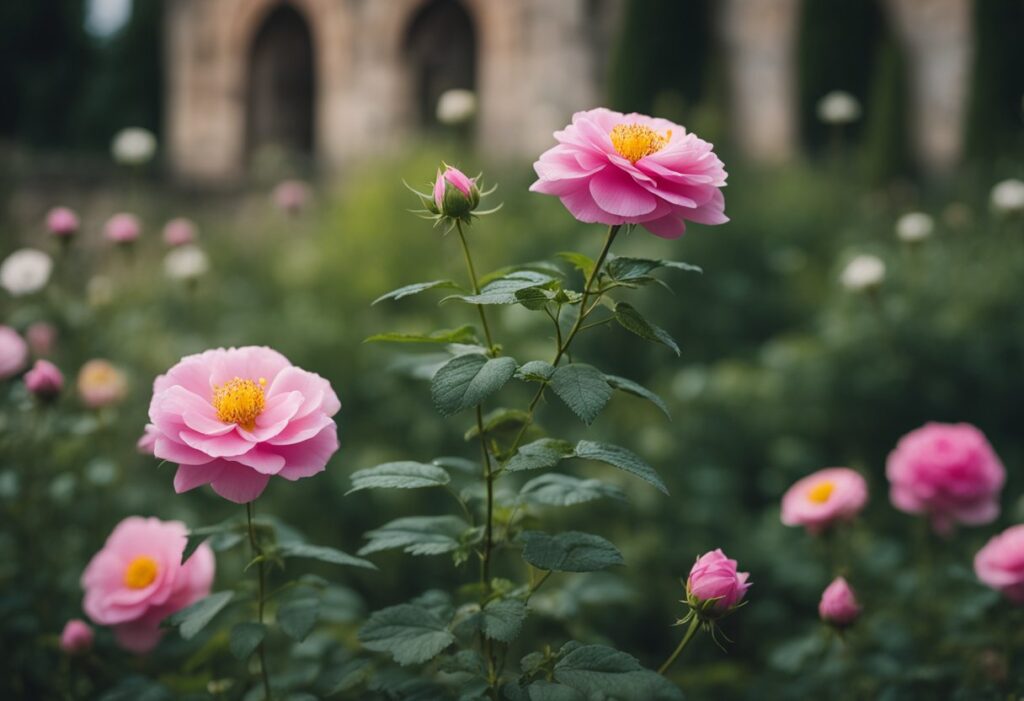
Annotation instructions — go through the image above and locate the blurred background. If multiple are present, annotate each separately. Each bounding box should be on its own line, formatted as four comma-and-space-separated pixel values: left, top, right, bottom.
1, 0, 1023, 699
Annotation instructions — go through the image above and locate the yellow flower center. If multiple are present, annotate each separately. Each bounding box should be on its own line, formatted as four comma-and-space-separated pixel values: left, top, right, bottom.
807, 481, 835, 504
610, 123, 672, 163
212, 377, 267, 430
123, 555, 159, 589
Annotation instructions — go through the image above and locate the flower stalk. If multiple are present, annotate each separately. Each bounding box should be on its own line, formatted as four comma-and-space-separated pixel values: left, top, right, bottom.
246, 502, 273, 701
657, 616, 700, 675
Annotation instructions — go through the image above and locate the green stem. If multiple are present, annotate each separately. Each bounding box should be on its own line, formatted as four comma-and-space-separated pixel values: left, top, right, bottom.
455, 220, 495, 352
657, 616, 701, 676
246, 502, 273, 701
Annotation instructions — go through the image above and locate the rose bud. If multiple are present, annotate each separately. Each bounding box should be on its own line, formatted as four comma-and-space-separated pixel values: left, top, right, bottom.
46, 207, 80, 238
60, 619, 94, 655
686, 548, 751, 619
819, 577, 861, 628
24, 359, 63, 400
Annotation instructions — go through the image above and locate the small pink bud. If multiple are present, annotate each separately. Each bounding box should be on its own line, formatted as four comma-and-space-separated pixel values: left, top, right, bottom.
46, 207, 79, 237
60, 619, 94, 655
162, 217, 197, 246
819, 577, 861, 627
24, 359, 63, 400
104, 213, 142, 244
431, 165, 479, 219
686, 548, 751, 616
26, 322, 58, 357
273, 180, 311, 216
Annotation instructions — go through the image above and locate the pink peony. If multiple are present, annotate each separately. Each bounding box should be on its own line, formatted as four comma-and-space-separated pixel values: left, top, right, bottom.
148, 346, 340, 503
26, 321, 57, 357
818, 577, 861, 627
886, 422, 1005, 534
781, 467, 868, 533
530, 107, 728, 238
273, 180, 311, 216
104, 213, 142, 244
687, 548, 750, 613
77, 359, 128, 408
163, 217, 197, 247
137, 424, 160, 455
60, 619, 94, 655
0, 326, 28, 380
81, 516, 214, 653
46, 206, 79, 237
974, 524, 1024, 604
24, 359, 63, 400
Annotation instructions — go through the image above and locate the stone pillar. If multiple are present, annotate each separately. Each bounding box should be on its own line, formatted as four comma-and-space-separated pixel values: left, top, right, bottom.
882, 0, 973, 174
718, 0, 801, 164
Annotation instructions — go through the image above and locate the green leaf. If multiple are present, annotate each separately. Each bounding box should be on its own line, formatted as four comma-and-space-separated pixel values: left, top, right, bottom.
182, 521, 240, 564
320, 658, 371, 695
463, 408, 531, 441
478, 262, 563, 286
359, 516, 471, 556
347, 462, 451, 494
604, 374, 671, 418
480, 599, 527, 643
431, 354, 517, 416
605, 256, 701, 282
444, 271, 556, 305
359, 604, 455, 666
229, 622, 266, 661
279, 594, 320, 641
518, 473, 627, 507
557, 251, 596, 278
167, 591, 234, 640
549, 364, 613, 425
515, 286, 557, 310
365, 325, 478, 344
613, 302, 681, 356
521, 682, 586, 701
505, 438, 575, 473
516, 360, 555, 382
278, 543, 378, 569
573, 440, 669, 494
520, 531, 624, 572
553, 644, 682, 701
372, 280, 459, 305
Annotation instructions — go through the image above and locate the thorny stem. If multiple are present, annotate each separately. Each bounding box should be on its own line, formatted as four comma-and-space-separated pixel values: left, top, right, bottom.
246, 502, 273, 701
657, 616, 701, 676
456, 219, 495, 352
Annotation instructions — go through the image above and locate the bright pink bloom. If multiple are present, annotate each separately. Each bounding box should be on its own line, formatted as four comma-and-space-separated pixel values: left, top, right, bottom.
974, 524, 1024, 604
819, 577, 861, 626
687, 548, 750, 612
530, 107, 728, 238
434, 165, 473, 205
104, 213, 142, 244
137, 424, 160, 455
781, 467, 868, 533
25, 359, 63, 399
81, 516, 214, 653
60, 619, 94, 655
149, 346, 340, 503
77, 359, 128, 408
886, 422, 1005, 534
46, 207, 79, 237
163, 217, 197, 247
273, 180, 311, 216
26, 321, 57, 357
0, 326, 28, 380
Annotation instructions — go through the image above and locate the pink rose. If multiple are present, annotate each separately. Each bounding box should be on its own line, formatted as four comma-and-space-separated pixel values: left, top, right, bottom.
24, 359, 63, 400
781, 467, 868, 533
81, 516, 214, 653
0, 326, 28, 380
46, 206, 79, 237
26, 321, 57, 357
60, 619, 94, 655
974, 524, 1024, 604
273, 180, 311, 216
818, 577, 861, 627
149, 346, 340, 503
530, 107, 728, 238
886, 422, 1005, 534
137, 423, 160, 455
77, 359, 128, 408
687, 548, 750, 613
432, 165, 479, 219
163, 217, 198, 247
104, 213, 142, 244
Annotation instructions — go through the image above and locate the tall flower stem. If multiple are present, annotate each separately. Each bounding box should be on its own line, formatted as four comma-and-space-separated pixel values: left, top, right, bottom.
246, 502, 273, 701
657, 616, 701, 676
455, 220, 495, 352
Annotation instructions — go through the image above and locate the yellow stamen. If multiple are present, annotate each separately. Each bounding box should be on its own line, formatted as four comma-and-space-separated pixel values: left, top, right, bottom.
610, 123, 671, 163
212, 377, 266, 430
807, 481, 835, 504
123, 555, 159, 589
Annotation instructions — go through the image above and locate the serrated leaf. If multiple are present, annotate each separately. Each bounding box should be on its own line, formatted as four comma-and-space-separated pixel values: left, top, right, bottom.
613, 303, 681, 356
279, 543, 378, 569
373, 280, 459, 305
505, 438, 575, 472
605, 256, 701, 282
520, 531, 624, 572
229, 622, 266, 660
478, 262, 563, 286
365, 325, 478, 344
573, 440, 669, 494
444, 271, 556, 305
549, 364, 613, 425
464, 408, 531, 441
279, 595, 320, 641
553, 645, 682, 701
359, 516, 471, 556
479, 599, 527, 643
167, 591, 234, 640
359, 604, 455, 666
515, 286, 557, 310
431, 354, 517, 416
518, 473, 627, 507
348, 462, 451, 494
516, 360, 556, 382
604, 374, 671, 418
557, 251, 596, 278
524, 681, 586, 701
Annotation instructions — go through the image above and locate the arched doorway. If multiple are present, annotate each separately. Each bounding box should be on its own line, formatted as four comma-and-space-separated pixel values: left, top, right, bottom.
246, 3, 314, 161
403, 0, 476, 129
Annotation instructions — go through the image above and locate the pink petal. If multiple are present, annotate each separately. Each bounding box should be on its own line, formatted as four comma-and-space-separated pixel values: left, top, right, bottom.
114, 619, 165, 654
154, 437, 215, 466
559, 187, 621, 225
268, 413, 334, 446
229, 447, 286, 475
641, 213, 687, 239
588, 169, 657, 218
173, 463, 223, 493
275, 425, 339, 480
208, 463, 270, 503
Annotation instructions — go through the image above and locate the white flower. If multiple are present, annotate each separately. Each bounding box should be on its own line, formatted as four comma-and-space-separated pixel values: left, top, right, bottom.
840, 255, 885, 292
817, 91, 861, 125
0, 249, 53, 296
990, 178, 1024, 214
111, 127, 157, 165
164, 245, 209, 281
436, 89, 477, 126
895, 212, 934, 243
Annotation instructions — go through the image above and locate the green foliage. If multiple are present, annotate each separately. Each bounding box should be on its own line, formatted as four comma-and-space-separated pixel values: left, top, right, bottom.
547, 364, 613, 425
167, 591, 235, 640
359, 516, 475, 557
520, 531, 624, 573
431, 354, 518, 416
359, 604, 456, 666
347, 462, 452, 494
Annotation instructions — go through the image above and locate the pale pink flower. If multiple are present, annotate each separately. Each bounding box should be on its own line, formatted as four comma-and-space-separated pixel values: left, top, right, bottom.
81, 516, 214, 653
974, 524, 1024, 604
137, 424, 160, 455
104, 213, 141, 244
0, 326, 28, 380
781, 467, 868, 533
887, 422, 1005, 534
273, 180, 311, 216
687, 548, 750, 612
148, 346, 340, 503
60, 619, 94, 655
77, 359, 128, 408
819, 577, 861, 627
24, 359, 63, 400
530, 107, 728, 238
46, 207, 80, 237
26, 321, 57, 357
163, 217, 197, 247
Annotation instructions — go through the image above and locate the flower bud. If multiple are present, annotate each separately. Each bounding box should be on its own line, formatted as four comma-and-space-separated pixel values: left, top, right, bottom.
990, 178, 1024, 215
819, 577, 861, 627
432, 165, 480, 220
111, 127, 157, 166
104, 213, 142, 244
26, 322, 58, 357
686, 548, 751, 619
25, 359, 63, 400
46, 206, 79, 237
895, 212, 934, 243
273, 179, 311, 216
60, 619, 94, 655
163, 217, 198, 246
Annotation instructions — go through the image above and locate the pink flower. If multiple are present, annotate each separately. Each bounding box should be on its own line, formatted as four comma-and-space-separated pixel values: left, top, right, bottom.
148, 346, 340, 503
137, 424, 160, 455
46, 207, 79, 237
781, 467, 868, 533
77, 359, 128, 408
104, 213, 142, 244
26, 321, 57, 357
0, 326, 28, 380
60, 619, 94, 655
81, 516, 214, 653
432, 165, 479, 219
818, 577, 861, 627
273, 180, 311, 216
974, 524, 1024, 604
530, 107, 728, 238
163, 217, 197, 247
886, 422, 1005, 534
687, 548, 750, 613
24, 359, 63, 400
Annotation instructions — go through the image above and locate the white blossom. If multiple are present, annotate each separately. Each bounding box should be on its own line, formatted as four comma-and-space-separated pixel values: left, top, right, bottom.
0, 249, 53, 296
817, 91, 861, 125
895, 212, 934, 243
164, 245, 209, 281
436, 89, 477, 126
111, 127, 157, 165
990, 178, 1024, 215
840, 255, 885, 292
